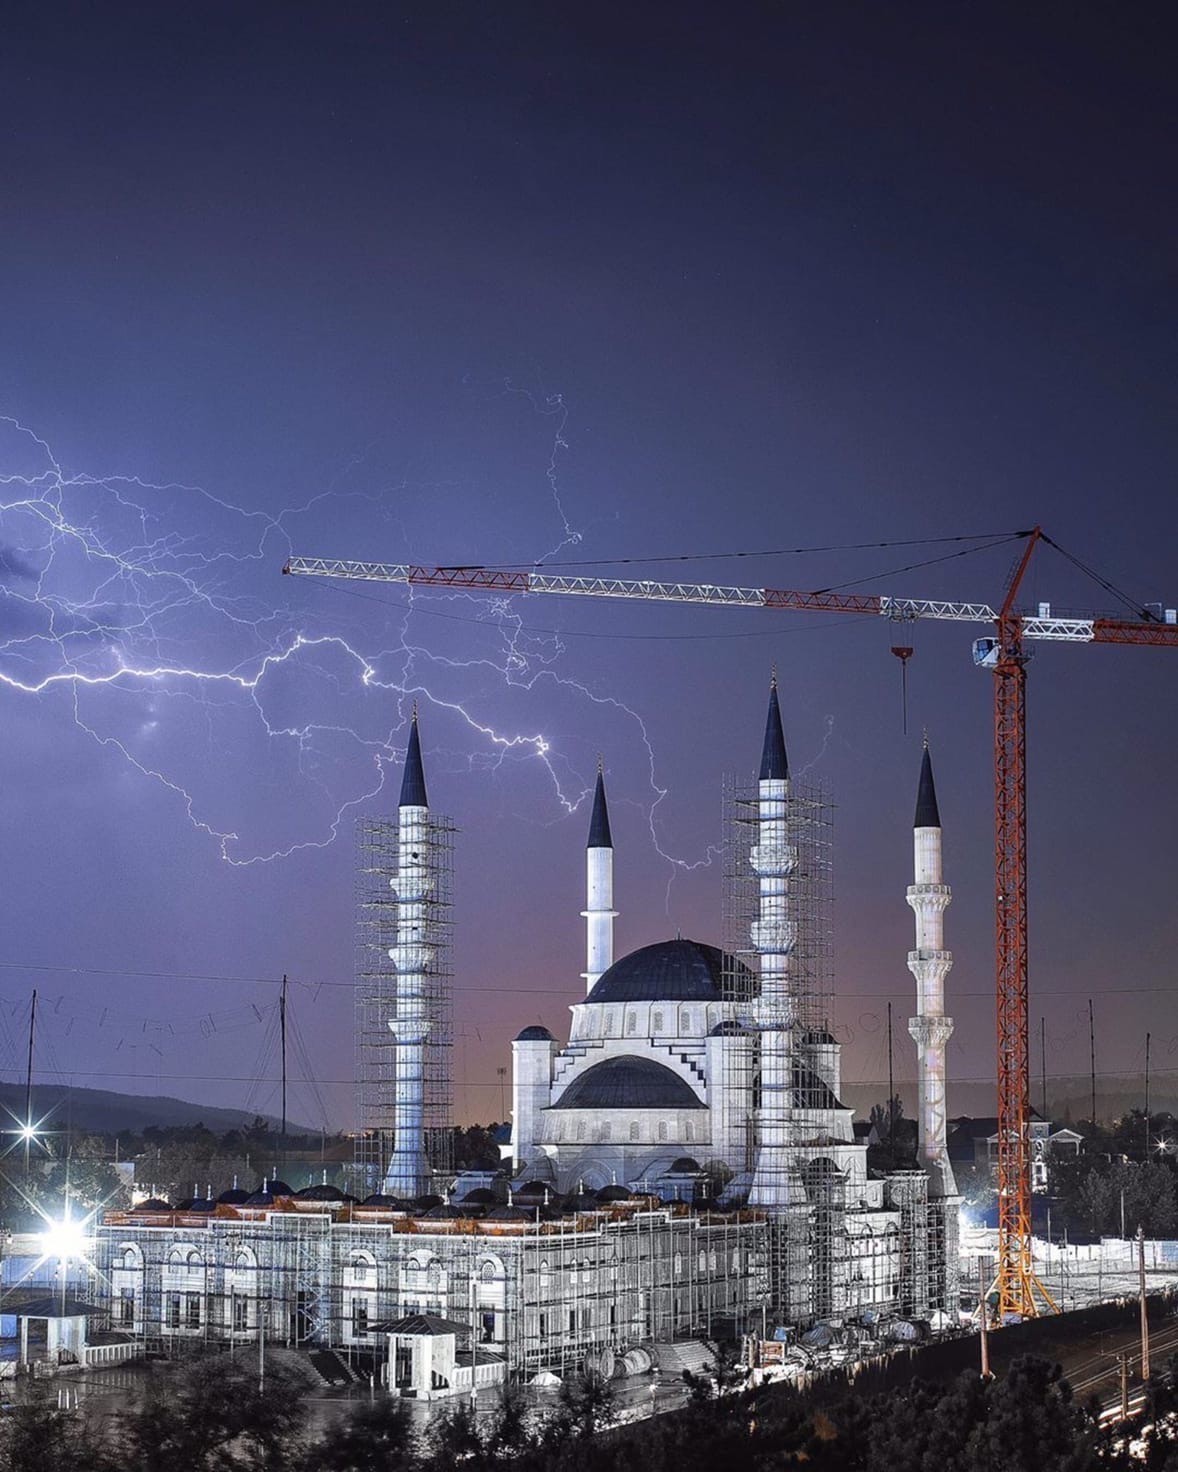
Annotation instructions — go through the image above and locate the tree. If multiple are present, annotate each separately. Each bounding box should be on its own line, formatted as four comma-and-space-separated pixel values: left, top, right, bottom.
120, 1353, 309, 1471
309, 1398, 417, 1472
0, 1392, 115, 1472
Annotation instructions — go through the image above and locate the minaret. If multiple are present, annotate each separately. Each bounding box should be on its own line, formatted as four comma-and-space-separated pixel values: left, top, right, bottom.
581, 759, 616, 995
748, 675, 801, 1211
906, 739, 956, 1199
384, 709, 433, 1198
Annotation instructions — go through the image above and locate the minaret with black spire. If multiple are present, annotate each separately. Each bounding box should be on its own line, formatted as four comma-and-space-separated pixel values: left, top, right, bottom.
906, 737, 955, 1198
384, 707, 434, 1197
749, 674, 803, 1213
582, 758, 617, 994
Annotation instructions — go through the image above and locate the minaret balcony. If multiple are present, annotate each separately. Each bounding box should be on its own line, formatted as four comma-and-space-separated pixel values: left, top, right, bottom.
750, 843, 797, 876
751, 918, 796, 953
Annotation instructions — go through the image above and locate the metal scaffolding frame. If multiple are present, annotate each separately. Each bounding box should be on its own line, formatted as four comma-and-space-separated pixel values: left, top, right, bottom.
354, 814, 455, 1195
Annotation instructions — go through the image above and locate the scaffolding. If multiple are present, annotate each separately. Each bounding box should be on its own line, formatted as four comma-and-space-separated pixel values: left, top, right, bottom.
355, 814, 454, 1195
95, 1204, 768, 1379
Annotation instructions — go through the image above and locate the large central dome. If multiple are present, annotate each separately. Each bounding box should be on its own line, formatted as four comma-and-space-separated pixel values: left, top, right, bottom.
584, 938, 730, 1005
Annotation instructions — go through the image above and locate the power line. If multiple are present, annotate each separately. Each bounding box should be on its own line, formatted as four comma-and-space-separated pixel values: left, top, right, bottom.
0, 959, 1174, 1002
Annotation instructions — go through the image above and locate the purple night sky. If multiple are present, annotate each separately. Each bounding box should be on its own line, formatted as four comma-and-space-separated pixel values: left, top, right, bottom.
1, 4, 1175, 1129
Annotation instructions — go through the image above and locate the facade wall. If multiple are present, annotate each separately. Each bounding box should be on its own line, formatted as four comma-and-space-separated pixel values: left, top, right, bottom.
95, 1208, 774, 1378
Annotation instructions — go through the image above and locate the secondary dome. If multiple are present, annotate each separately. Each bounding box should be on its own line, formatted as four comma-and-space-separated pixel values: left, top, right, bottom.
555, 1055, 705, 1111
584, 938, 730, 1005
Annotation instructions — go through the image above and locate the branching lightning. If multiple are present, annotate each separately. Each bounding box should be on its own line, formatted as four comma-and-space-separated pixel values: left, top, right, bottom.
0, 409, 715, 880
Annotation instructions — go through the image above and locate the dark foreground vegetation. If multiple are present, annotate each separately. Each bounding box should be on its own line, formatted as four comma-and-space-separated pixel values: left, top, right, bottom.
3, 1350, 1178, 1472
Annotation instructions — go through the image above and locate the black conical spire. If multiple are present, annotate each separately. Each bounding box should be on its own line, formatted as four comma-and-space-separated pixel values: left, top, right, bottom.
399, 706, 428, 808
587, 759, 612, 848
759, 672, 789, 781
914, 737, 941, 828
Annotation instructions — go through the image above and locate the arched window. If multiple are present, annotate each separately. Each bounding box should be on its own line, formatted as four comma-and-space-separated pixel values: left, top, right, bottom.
684, 1121, 693, 1142
185, 1249, 202, 1270
629, 1121, 640, 1142
121, 1247, 140, 1270
658, 1121, 668, 1142
539, 1260, 550, 1288
652, 1010, 664, 1033
625, 1011, 636, 1036
576, 1120, 587, 1141
698, 1251, 707, 1273
427, 1260, 443, 1289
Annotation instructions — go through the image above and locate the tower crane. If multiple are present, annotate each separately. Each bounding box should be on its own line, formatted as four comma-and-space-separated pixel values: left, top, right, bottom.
284, 528, 1178, 1319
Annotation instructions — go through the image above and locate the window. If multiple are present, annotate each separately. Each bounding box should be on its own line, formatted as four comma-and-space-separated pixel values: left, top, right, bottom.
576, 1120, 586, 1141
349, 1255, 370, 1282
539, 1312, 547, 1338
652, 1010, 664, 1033
698, 1251, 707, 1273
609, 1304, 616, 1327
629, 1121, 640, 1141
118, 1290, 134, 1326
684, 1121, 693, 1142
673, 1253, 682, 1274
568, 1309, 576, 1335
352, 1298, 369, 1337
625, 1012, 636, 1036
121, 1248, 138, 1270
186, 1294, 201, 1329
232, 1295, 249, 1333
539, 1260, 550, 1289
658, 1121, 668, 1142
166, 1294, 181, 1329
480, 1260, 497, 1282
580, 1307, 590, 1330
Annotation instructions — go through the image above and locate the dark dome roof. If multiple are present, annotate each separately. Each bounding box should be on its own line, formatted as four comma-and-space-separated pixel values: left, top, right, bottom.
175, 1197, 215, 1212
217, 1188, 251, 1205
413, 1194, 444, 1211
297, 1184, 344, 1202
266, 1180, 296, 1197
584, 939, 730, 1005
667, 1157, 702, 1173
359, 1194, 402, 1209
134, 1198, 173, 1212
708, 1020, 750, 1037
459, 1187, 497, 1205
596, 1185, 631, 1202
244, 1190, 277, 1207
555, 1055, 705, 1111
515, 1025, 554, 1042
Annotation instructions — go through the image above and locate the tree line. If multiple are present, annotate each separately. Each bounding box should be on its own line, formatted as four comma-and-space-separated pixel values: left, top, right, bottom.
4, 1349, 1177, 1472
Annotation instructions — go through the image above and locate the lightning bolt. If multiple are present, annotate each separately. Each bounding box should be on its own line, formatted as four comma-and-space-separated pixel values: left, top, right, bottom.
0, 410, 713, 885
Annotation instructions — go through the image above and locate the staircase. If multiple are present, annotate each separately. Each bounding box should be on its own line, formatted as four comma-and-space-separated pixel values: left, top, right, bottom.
307, 1348, 360, 1387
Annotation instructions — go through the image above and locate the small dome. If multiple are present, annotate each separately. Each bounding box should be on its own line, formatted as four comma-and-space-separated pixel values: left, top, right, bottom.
556, 1055, 705, 1111
359, 1194, 402, 1209
667, 1157, 702, 1174
244, 1189, 277, 1207
297, 1184, 344, 1202
413, 1194, 444, 1212
459, 1187, 497, 1206
133, 1198, 173, 1212
174, 1197, 215, 1212
708, 1020, 749, 1037
596, 1185, 631, 1203
266, 1180, 296, 1197
483, 1204, 531, 1222
217, 1188, 251, 1206
515, 1025, 554, 1043
564, 1189, 599, 1213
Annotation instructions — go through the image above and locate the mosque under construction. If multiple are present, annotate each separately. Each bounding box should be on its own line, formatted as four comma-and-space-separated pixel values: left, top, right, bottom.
95, 681, 960, 1394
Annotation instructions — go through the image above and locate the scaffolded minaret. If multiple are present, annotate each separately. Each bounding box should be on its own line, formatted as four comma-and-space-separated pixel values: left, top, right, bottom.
906, 739, 960, 1310
748, 678, 803, 1211
384, 711, 434, 1198
582, 761, 616, 995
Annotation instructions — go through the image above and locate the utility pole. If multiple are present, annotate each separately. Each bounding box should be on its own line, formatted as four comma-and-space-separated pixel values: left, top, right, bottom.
1040, 1016, 1047, 1119
1117, 1351, 1129, 1420
1088, 999, 1096, 1127
978, 1260, 991, 1377
280, 975, 288, 1158
1144, 1032, 1151, 1160
1138, 1224, 1150, 1382
886, 1001, 894, 1143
